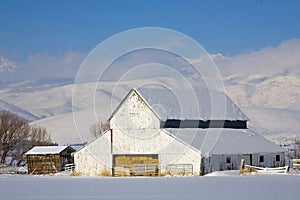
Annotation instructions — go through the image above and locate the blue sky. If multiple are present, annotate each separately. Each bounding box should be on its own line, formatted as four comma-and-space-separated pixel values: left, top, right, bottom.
0, 0, 299, 61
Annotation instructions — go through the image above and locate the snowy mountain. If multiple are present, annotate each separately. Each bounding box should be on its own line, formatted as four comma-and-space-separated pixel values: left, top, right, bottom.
0, 69, 299, 145
0, 70, 299, 145
241, 106, 300, 145
1, 39, 299, 145
225, 72, 300, 110
224, 72, 300, 144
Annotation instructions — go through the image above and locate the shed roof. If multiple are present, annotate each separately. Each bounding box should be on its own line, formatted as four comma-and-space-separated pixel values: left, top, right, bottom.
166, 128, 284, 156
25, 146, 73, 155
136, 88, 248, 121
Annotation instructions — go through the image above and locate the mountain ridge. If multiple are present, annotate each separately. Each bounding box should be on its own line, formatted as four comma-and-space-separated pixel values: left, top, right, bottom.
0, 71, 294, 145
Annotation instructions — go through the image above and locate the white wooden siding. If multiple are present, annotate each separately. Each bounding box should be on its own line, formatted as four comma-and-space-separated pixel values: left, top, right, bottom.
110, 90, 160, 130
203, 152, 285, 174
112, 129, 201, 175
74, 131, 112, 176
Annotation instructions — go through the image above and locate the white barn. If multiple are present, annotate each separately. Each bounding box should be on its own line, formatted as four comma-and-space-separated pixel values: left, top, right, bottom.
74, 88, 285, 176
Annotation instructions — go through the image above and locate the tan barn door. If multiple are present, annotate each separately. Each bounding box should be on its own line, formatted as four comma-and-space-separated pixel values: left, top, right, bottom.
113, 154, 159, 176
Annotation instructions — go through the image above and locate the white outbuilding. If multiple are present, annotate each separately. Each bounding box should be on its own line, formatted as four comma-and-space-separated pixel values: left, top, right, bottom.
74, 88, 285, 176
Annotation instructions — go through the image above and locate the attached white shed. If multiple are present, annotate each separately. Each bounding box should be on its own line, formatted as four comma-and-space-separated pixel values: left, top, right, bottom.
74, 88, 285, 176
169, 128, 285, 174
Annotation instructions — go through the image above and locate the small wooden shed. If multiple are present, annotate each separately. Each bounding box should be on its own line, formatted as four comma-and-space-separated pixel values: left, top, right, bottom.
25, 146, 75, 174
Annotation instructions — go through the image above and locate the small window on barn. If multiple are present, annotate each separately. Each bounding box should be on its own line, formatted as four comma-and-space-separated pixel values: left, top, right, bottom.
259, 156, 264, 163
276, 155, 280, 162
226, 157, 231, 164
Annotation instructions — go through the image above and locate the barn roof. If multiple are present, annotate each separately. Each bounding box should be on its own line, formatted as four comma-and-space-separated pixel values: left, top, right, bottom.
25, 146, 73, 155
166, 128, 284, 156
136, 88, 248, 121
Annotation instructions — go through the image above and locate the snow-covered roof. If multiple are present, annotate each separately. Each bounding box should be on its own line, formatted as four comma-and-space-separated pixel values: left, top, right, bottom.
136, 88, 248, 121
25, 146, 72, 155
166, 128, 284, 155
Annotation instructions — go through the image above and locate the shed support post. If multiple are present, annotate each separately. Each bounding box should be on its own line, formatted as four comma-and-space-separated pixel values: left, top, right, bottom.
110, 129, 113, 154
239, 159, 245, 175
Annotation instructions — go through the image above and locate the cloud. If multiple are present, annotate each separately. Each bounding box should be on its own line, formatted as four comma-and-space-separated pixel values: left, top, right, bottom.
2, 38, 300, 84
214, 39, 300, 77
5, 52, 86, 82
159, 36, 187, 50
98, 48, 208, 83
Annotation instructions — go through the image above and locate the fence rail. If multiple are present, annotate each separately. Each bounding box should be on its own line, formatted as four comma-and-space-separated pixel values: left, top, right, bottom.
239, 159, 288, 175
0, 166, 27, 174
113, 165, 131, 176
64, 163, 75, 172
166, 164, 193, 176
113, 164, 158, 176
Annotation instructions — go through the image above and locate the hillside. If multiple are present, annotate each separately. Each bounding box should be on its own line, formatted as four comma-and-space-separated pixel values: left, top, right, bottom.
1, 59, 300, 145
0, 99, 40, 122
27, 72, 300, 144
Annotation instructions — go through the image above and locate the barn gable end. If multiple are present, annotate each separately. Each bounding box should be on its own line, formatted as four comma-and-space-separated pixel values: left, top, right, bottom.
109, 89, 161, 130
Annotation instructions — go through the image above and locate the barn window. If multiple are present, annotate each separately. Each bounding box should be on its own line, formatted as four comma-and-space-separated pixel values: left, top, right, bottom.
276, 155, 280, 162
226, 157, 231, 164
259, 156, 264, 163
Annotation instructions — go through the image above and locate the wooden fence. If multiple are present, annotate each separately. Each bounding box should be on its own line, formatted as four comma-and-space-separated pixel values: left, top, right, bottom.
0, 166, 27, 174
113, 163, 193, 176
64, 163, 75, 172
113, 164, 158, 176
166, 164, 193, 176
132, 164, 158, 176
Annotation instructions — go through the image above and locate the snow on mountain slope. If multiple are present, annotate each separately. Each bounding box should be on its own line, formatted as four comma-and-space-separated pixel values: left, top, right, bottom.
0, 99, 40, 122
30, 110, 95, 145
32, 77, 208, 144
225, 72, 300, 110
29, 74, 300, 145
241, 106, 300, 144
0, 77, 205, 119
224, 72, 300, 144
1, 39, 299, 145
0, 83, 74, 118
1, 72, 299, 145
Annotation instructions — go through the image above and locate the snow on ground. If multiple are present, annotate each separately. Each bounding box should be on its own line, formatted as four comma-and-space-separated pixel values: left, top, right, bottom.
0, 174, 298, 200
204, 170, 240, 176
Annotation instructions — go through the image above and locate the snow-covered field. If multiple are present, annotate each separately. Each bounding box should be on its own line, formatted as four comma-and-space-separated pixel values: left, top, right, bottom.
0, 173, 299, 200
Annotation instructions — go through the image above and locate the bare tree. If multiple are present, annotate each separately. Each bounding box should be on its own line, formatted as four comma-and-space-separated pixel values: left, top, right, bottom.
0, 111, 52, 166
90, 121, 110, 138
293, 138, 300, 159
30, 126, 52, 146
11, 126, 52, 166
0, 111, 30, 164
